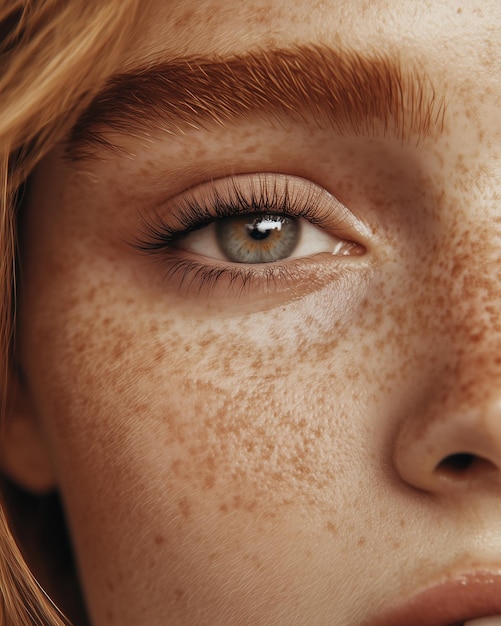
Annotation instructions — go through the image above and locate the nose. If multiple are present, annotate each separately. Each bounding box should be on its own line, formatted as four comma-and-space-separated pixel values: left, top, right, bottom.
393, 375, 501, 495
391, 191, 501, 494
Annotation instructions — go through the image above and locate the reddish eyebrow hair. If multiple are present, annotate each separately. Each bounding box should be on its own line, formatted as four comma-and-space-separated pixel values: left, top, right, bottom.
67, 44, 446, 159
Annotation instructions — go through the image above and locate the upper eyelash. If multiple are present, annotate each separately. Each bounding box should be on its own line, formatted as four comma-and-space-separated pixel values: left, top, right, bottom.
132, 176, 334, 253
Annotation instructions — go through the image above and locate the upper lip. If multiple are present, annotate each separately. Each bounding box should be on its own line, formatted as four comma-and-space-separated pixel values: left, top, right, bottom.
364, 571, 501, 626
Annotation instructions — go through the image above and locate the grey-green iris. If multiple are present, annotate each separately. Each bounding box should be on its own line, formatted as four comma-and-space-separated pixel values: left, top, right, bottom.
215, 213, 300, 263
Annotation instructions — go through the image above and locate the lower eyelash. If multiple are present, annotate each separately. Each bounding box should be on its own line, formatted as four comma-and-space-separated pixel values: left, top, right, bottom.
151, 250, 364, 306
160, 257, 292, 298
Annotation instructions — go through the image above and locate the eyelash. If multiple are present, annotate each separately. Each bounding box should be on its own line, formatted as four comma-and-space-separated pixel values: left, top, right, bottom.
131, 174, 361, 297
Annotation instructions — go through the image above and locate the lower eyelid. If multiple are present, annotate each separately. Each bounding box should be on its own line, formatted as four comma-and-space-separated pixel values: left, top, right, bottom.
153, 252, 368, 306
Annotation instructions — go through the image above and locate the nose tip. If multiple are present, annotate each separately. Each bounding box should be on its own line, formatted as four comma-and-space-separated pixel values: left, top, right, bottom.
393, 398, 501, 494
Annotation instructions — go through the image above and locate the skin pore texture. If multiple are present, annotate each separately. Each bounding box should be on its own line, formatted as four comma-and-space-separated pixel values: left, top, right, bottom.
10, 0, 501, 624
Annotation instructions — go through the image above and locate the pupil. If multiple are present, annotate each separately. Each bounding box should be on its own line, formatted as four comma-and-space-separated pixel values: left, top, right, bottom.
246, 217, 283, 241
248, 225, 272, 241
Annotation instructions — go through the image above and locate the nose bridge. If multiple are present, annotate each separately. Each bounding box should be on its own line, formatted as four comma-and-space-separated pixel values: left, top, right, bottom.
441, 216, 501, 408
445, 311, 501, 416
439, 213, 501, 389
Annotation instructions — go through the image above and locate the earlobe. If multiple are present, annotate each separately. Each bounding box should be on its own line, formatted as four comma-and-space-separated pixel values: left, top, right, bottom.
0, 371, 56, 494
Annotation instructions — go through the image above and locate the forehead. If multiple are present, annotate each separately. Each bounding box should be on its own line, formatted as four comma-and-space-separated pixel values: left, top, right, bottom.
69, 0, 500, 187
123, 0, 500, 65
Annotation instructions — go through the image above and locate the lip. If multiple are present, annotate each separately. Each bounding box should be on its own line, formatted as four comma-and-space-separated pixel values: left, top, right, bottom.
366, 572, 501, 626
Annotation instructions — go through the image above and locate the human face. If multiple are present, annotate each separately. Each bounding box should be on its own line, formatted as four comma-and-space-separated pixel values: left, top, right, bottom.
17, 1, 501, 624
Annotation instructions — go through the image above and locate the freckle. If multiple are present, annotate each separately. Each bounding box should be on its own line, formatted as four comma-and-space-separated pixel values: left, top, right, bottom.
105, 610, 114, 623
250, 355, 263, 369
174, 588, 185, 602
171, 459, 182, 475
74, 341, 85, 354
194, 147, 208, 158
326, 521, 337, 536
357, 536, 366, 547
362, 343, 372, 358
153, 343, 166, 363
246, 500, 258, 513
372, 332, 384, 349
346, 368, 360, 381
232, 495, 242, 509
154, 534, 165, 545
198, 333, 215, 349
178, 496, 190, 519
400, 518, 406, 528
86, 287, 97, 303
219, 503, 228, 513
204, 474, 215, 489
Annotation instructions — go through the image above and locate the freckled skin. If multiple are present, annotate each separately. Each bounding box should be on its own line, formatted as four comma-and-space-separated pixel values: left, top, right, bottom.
15, 1, 501, 625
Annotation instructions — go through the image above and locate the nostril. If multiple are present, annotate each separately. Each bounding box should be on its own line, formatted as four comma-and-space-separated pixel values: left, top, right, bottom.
435, 453, 497, 479
437, 453, 475, 473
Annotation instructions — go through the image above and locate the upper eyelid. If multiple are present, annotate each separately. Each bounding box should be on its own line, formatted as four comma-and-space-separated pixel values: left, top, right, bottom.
130, 173, 365, 254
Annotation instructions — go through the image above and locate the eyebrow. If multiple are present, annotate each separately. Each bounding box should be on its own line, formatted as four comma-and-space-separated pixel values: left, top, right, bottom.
67, 44, 446, 159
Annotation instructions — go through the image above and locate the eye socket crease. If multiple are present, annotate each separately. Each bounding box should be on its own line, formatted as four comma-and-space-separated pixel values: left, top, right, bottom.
66, 43, 447, 160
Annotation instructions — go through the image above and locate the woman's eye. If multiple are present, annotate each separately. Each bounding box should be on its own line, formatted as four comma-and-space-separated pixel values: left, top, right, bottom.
131, 173, 369, 299
176, 212, 356, 264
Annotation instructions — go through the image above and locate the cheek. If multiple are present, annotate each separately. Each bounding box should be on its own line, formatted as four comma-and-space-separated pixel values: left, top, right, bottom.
18, 225, 436, 509
17, 145, 452, 513
16, 152, 454, 622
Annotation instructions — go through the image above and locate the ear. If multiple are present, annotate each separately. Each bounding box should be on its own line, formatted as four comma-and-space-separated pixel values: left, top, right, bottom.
0, 370, 56, 494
